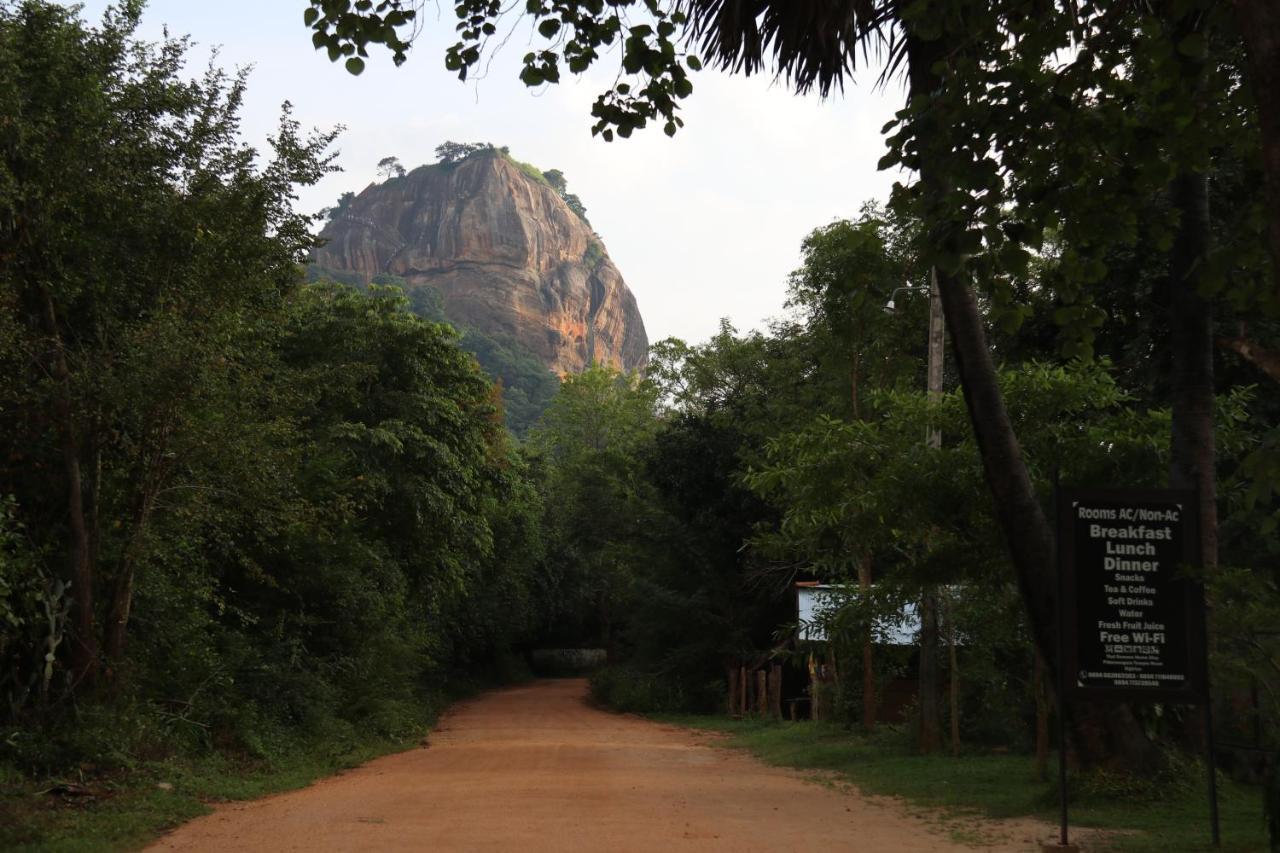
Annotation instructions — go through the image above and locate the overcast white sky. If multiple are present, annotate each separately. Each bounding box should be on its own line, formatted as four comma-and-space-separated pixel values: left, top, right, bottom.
72, 1, 907, 346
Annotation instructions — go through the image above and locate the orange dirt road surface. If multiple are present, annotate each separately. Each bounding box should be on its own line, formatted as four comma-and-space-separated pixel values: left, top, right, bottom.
147, 679, 1051, 852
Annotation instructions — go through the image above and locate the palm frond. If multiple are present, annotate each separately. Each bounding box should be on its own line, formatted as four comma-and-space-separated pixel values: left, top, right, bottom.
679, 0, 900, 96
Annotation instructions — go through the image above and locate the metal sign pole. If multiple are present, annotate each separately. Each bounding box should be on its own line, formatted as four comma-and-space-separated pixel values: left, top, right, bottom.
1204, 682, 1221, 846
1189, 491, 1220, 847
1196, 486, 1220, 847
1055, 480, 1069, 849
1057, 580, 1070, 847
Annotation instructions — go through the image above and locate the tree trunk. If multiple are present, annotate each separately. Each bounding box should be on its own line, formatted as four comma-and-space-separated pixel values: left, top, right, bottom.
905, 24, 1165, 772
728, 665, 740, 716
859, 554, 876, 731
918, 590, 942, 753
929, 267, 1058, 679
770, 663, 783, 720
103, 437, 171, 666
1165, 120, 1217, 756
1168, 169, 1217, 572
39, 286, 97, 686
1231, 0, 1280, 297
103, 507, 152, 665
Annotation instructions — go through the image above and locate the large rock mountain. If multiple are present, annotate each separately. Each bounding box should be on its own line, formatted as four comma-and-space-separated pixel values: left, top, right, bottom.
313, 151, 648, 376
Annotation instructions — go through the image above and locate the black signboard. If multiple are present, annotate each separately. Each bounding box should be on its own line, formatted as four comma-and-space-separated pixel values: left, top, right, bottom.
1058, 488, 1206, 702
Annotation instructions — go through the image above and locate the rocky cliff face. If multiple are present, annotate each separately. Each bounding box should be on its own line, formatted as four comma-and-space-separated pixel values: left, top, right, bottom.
313, 152, 648, 375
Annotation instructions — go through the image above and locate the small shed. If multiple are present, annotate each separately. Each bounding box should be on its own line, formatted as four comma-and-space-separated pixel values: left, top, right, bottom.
795, 582, 920, 644
795, 582, 926, 723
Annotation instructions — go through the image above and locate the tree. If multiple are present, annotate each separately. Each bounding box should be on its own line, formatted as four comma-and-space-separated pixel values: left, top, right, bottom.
787, 206, 932, 415
319, 190, 356, 222
377, 155, 406, 179
434, 140, 495, 165
542, 168, 590, 224
782, 206, 935, 732
530, 366, 661, 654
0, 4, 570, 783
0, 1, 337, 684
634, 411, 784, 705
277, 283, 508, 624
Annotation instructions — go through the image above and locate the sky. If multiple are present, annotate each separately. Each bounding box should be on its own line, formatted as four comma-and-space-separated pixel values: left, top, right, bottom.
71, 1, 907, 346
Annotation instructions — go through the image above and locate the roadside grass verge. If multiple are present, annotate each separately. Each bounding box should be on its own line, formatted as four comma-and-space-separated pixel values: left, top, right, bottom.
1, 732, 420, 853
656, 715, 1267, 852
0, 673, 521, 853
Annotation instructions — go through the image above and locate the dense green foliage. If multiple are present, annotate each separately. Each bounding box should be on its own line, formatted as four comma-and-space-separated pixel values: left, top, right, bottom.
0, 4, 552, 801
541, 168, 591, 225
304, 269, 561, 436
459, 327, 561, 436
434, 140, 502, 164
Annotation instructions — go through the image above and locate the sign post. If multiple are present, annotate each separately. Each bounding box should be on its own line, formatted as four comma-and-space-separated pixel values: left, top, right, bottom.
1055, 487, 1217, 845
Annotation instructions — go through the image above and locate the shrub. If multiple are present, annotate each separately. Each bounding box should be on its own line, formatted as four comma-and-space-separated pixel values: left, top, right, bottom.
588, 665, 718, 714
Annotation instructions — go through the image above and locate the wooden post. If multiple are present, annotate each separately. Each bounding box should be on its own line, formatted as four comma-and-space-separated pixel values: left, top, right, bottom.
728, 666, 740, 717
919, 591, 942, 753
947, 593, 960, 757
860, 554, 876, 732
1034, 650, 1050, 780
770, 663, 783, 720
809, 654, 822, 722
756, 670, 768, 716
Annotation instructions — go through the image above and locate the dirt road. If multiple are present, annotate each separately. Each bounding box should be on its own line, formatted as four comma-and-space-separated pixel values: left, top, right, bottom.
148, 679, 1051, 852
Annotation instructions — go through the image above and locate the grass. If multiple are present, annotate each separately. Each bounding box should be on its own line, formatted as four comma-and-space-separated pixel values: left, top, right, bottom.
656, 715, 1268, 852
0, 675, 511, 853
0, 734, 421, 852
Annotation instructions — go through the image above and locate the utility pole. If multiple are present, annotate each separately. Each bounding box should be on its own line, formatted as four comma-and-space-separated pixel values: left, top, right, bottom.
918, 270, 945, 753
927, 268, 945, 440
928, 268, 963, 756
883, 274, 950, 752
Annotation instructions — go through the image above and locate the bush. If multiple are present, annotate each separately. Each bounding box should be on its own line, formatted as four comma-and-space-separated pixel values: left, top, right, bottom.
1073, 750, 1202, 803
588, 665, 717, 714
